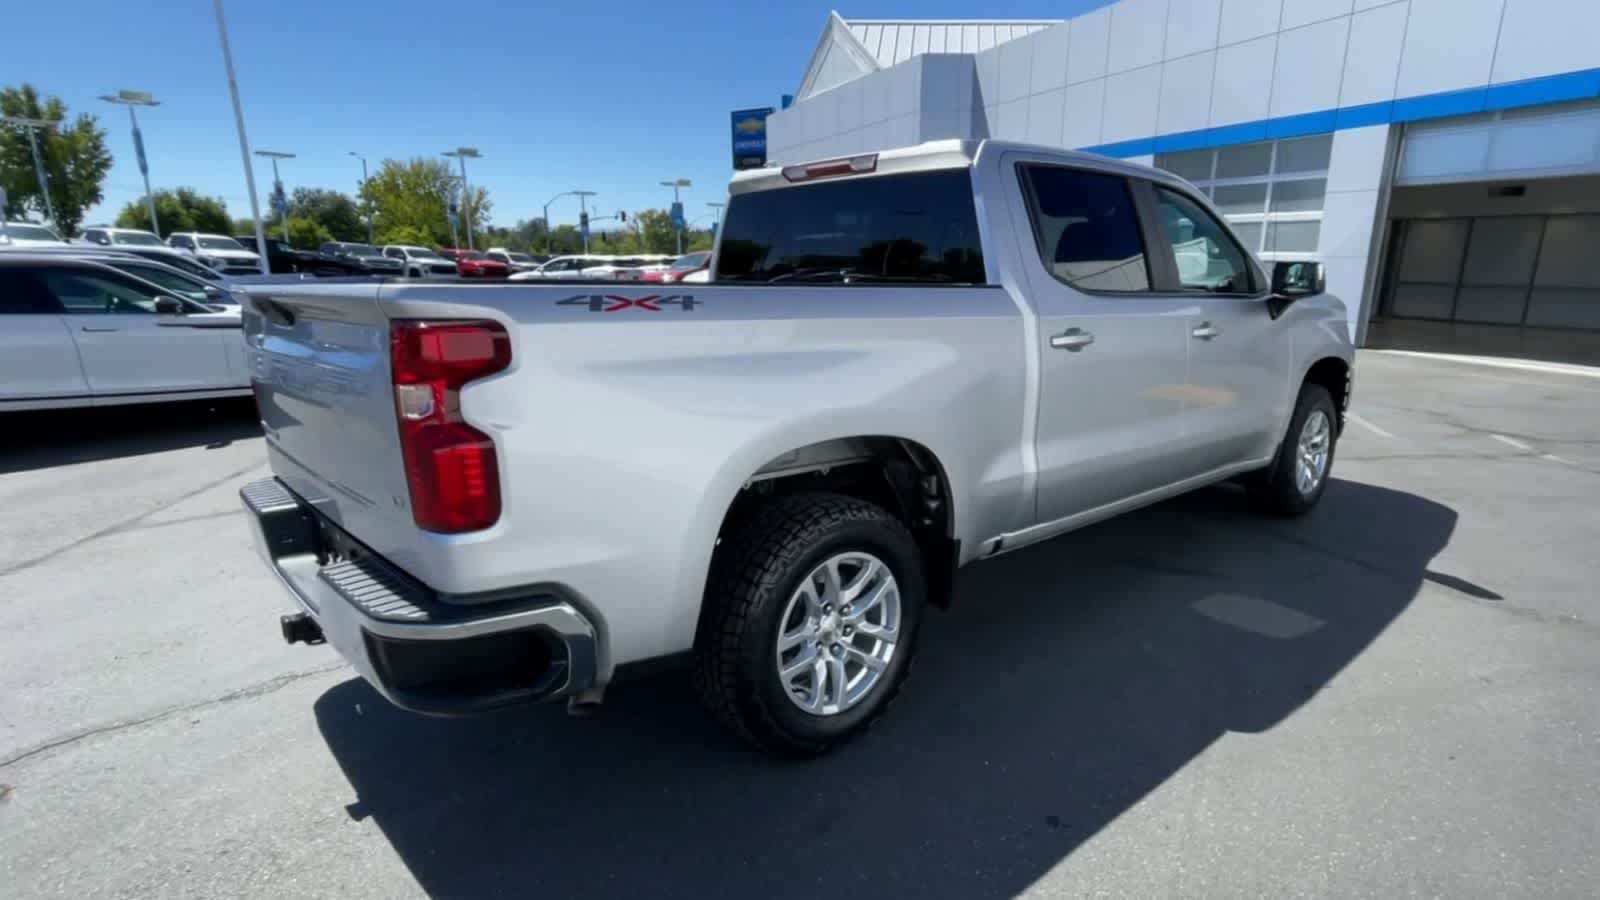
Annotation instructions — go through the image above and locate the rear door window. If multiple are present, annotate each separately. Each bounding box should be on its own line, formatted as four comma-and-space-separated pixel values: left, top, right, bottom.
715, 169, 986, 285
0, 268, 66, 314
1017, 165, 1151, 293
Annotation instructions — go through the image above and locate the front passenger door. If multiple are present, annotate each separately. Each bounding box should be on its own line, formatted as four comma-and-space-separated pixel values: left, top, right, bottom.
1147, 185, 1290, 473
40, 266, 238, 398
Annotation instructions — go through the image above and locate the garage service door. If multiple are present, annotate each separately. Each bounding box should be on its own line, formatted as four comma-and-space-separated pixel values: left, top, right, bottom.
1387, 214, 1600, 331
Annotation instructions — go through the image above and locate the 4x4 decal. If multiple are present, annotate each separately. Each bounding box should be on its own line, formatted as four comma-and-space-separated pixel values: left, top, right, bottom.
557, 294, 698, 312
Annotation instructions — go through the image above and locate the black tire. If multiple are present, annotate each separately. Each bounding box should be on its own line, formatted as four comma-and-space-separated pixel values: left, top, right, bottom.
694, 492, 925, 757
1248, 383, 1338, 517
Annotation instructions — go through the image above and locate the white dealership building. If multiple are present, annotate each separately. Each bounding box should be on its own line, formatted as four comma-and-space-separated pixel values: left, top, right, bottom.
767, 1, 1600, 357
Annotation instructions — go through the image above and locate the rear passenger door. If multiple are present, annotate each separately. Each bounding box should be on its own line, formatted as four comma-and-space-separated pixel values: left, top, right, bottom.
1145, 183, 1289, 473
39, 265, 239, 398
0, 266, 89, 407
1010, 160, 1194, 525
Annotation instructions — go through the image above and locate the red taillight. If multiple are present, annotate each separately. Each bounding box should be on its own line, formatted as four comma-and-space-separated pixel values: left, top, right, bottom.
781, 153, 878, 182
390, 320, 511, 533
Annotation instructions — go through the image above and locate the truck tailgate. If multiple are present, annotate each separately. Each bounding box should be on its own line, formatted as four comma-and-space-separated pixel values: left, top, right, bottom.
241, 282, 418, 569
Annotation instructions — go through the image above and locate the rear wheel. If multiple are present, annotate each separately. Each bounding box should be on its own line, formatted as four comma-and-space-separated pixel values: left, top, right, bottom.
1248, 383, 1338, 516
694, 492, 924, 757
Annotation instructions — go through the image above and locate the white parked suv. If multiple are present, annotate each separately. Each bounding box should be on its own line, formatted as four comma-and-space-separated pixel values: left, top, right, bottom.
382, 245, 459, 278
0, 254, 248, 412
240, 140, 1353, 756
0, 221, 67, 248
166, 232, 263, 275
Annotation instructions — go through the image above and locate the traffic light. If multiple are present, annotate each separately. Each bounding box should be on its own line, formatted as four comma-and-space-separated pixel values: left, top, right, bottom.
579, 211, 589, 231
619, 211, 627, 222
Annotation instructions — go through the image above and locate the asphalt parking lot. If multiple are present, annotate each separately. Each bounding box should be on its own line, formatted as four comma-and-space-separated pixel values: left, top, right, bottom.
2, 350, 1597, 899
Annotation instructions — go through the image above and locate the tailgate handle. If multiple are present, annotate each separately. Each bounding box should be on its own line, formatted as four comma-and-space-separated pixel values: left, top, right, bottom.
258, 299, 296, 327
80, 326, 119, 333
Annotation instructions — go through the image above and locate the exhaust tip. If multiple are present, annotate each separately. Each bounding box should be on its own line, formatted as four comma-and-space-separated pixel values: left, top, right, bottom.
280, 613, 325, 646
566, 686, 605, 717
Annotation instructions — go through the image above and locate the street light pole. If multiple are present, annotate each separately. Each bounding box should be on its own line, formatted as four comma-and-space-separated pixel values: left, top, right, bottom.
442, 147, 480, 250
212, 0, 270, 273
1, 115, 60, 227
99, 91, 161, 236
542, 190, 595, 254
660, 178, 691, 255
255, 150, 295, 244
348, 151, 373, 244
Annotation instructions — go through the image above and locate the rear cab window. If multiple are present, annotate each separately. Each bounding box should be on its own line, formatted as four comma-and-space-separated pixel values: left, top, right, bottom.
715, 168, 986, 285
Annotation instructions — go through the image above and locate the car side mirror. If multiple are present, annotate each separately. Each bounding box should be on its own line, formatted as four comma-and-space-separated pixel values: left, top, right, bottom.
154, 296, 185, 314
1267, 261, 1325, 319
203, 285, 224, 300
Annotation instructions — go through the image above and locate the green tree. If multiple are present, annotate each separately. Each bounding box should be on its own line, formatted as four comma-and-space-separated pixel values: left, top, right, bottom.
115, 187, 231, 235
546, 224, 582, 255
285, 216, 333, 249
634, 208, 678, 254
685, 229, 714, 252
376, 224, 437, 247
290, 187, 364, 241
361, 157, 490, 248
1, 84, 113, 235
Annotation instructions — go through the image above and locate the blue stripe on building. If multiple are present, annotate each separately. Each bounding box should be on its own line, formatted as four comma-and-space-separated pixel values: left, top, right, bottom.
1081, 67, 1600, 158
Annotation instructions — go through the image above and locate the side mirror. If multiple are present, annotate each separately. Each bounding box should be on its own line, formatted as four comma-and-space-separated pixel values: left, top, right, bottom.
203, 285, 224, 300
1267, 261, 1325, 319
154, 296, 185, 314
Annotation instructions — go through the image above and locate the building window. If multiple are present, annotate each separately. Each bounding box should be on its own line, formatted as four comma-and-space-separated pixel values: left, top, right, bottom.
1155, 135, 1332, 261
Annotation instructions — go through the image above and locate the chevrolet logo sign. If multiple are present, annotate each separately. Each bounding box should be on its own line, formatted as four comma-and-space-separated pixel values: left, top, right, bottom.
736, 117, 766, 134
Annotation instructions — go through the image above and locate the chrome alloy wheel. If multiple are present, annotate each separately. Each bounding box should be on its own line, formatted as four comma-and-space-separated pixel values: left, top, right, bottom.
775, 551, 901, 716
1296, 409, 1332, 496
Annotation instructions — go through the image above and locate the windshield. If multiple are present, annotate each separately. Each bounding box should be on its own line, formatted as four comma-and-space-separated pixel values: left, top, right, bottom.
715, 170, 985, 285
343, 244, 381, 257
406, 247, 442, 259
114, 264, 211, 302
198, 236, 246, 251
5, 223, 61, 241
463, 252, 487, 261
136, 250, 224, 281
111, 231, 165, 247
507, 252, 535, 263
671, 252, 710, 271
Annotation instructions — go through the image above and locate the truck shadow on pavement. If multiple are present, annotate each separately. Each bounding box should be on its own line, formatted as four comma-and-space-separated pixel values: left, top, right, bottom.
0, 398, 260, 475
314, 478, 1455, 900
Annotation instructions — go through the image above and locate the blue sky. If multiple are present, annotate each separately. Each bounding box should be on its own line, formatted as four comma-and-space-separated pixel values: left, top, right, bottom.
5, 0, 1104, 232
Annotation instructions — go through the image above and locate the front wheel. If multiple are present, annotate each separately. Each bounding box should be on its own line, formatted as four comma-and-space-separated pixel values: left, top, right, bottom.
1248, 383, 1338, 516
694, 492, 924, 757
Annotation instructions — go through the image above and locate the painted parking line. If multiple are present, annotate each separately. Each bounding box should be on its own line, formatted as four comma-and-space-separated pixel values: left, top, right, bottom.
1368, 350, 1600, 380
1488, 433, 1577, 466
1490, 433, 1534, 452
1346, 412, 1395, 438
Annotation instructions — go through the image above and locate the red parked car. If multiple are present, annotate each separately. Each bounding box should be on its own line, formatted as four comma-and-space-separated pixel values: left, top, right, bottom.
439, 248, 510, 279
641, 251, 711, 283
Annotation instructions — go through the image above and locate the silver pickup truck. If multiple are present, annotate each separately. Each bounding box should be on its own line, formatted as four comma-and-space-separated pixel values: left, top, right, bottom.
241, 140, 1353, 756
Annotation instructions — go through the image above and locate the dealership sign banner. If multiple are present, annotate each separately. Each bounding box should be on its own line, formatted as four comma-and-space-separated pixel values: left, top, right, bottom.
732, 107, 775, 170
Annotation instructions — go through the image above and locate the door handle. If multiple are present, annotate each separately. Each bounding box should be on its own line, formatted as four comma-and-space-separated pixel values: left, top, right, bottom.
1050, 328, 1095, 351
1191, 322, 1220, 340
79, 326, 120, 333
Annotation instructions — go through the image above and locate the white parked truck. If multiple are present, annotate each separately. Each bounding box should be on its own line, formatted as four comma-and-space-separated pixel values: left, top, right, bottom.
240, 140, 1353, 756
